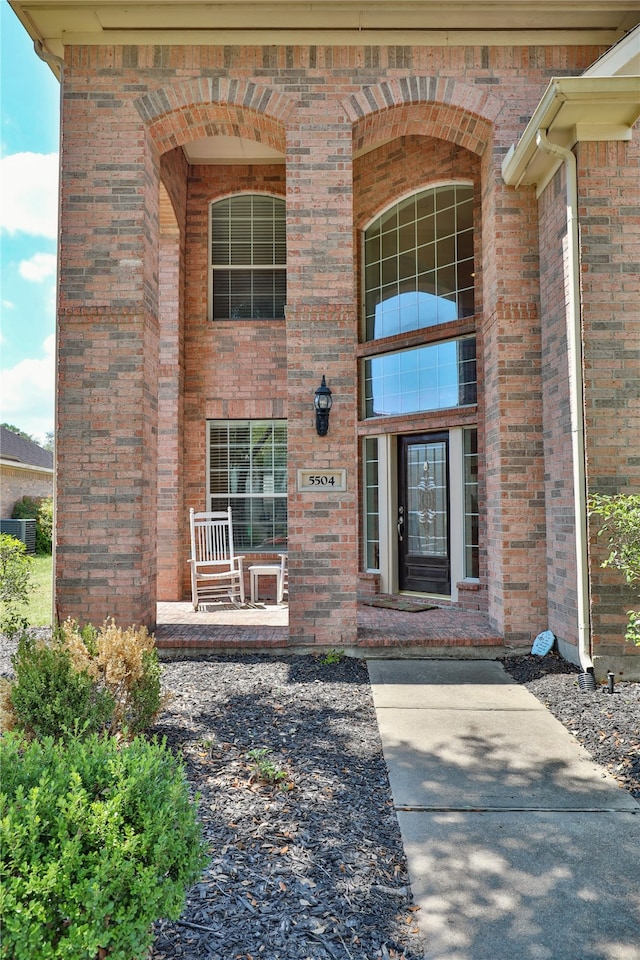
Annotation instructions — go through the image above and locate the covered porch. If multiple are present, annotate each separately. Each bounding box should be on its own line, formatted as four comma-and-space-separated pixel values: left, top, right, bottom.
155, 598, 508, 659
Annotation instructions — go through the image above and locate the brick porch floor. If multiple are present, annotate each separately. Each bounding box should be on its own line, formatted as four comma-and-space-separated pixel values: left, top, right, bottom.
155, 598, 509, 658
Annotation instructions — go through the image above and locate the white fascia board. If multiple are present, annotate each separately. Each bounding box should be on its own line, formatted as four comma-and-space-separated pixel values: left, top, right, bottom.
583, 24, 640, 77
502, 76, 640, 191
0, 459, 54, 476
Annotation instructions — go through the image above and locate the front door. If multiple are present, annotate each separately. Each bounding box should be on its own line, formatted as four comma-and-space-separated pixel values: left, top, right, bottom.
398, 433, 450, 594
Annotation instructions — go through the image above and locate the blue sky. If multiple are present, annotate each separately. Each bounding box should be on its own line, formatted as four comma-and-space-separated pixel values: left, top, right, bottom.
1, 1, 60, 445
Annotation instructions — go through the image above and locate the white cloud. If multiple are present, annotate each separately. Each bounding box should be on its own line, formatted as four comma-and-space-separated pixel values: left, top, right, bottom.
19, 252, 57, 283
0, 334, 55, 444
0, 152, 59, 239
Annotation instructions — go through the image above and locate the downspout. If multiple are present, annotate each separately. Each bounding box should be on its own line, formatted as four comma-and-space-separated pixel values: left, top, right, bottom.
34, 40, 64, 627
535, 129, 593, 673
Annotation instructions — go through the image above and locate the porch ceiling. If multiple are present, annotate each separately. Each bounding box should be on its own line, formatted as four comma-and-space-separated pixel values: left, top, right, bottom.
9, 1, 640, 65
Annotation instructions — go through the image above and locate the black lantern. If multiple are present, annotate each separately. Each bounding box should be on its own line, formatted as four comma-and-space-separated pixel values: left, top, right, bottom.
314, 375, 332, 436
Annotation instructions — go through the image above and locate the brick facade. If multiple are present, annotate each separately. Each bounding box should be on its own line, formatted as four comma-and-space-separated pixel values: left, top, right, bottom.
580, 139, 640, 676
49, 36, 639, 676
0, 465, 53, 519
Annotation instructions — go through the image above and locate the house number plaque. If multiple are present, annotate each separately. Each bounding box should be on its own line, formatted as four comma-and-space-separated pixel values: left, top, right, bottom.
297, 469, 347, 492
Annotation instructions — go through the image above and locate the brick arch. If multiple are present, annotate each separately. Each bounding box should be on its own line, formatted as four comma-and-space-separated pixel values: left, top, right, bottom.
345, 77, 500, 156
135, 77, 293, 156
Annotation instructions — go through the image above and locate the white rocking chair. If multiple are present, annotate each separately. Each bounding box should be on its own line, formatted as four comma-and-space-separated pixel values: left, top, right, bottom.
188, 508, 245, 610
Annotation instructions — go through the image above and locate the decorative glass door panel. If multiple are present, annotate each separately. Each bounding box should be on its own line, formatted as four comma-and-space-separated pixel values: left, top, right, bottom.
398, 434, 450, 594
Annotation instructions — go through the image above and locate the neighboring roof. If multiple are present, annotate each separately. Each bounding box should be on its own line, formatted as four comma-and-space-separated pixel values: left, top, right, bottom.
0, 427, 54, 471
8, 0, 640, 66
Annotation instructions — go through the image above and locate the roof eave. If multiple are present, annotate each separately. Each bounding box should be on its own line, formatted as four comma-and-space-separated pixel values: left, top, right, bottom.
502, 75, 640, 193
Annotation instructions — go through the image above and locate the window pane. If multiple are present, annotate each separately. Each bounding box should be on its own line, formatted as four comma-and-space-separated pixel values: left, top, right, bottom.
417, 243, 435, 274
252, 195, 275, 218
364, 437, 380, 570
436, 206, 456, 240
416, 214, 436, 247
229, 195, 252, 217
381, 231, 398, 259
213, 271, 231, 319
363, 337, 477, 417
211, 195, 286, 320
364, 185, 474, 341
457, 257, 475, 291
436, 187, 456, 211
208, 420, 288, 551
230, 219, 252, 264
229, 269, 254, 319
437, 234, 456, 268
463, 427, 479, 578
457, 228, 474, 262
399, 222, 415, 253
382, 256, 398, 286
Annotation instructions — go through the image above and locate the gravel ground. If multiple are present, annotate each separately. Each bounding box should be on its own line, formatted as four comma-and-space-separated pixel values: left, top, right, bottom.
1, 638, 638, 960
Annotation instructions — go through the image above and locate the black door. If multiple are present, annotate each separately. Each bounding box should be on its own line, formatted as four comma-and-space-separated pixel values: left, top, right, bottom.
398, 433, 450, 594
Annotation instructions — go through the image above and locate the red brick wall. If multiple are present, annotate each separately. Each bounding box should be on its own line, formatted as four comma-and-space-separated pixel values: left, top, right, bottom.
181, 162, 288, 547
0, 467, 53, 519
55, 306, 158, 626
55, 39, 624, 654
157, 148, 188, 599
580, 136, 640, 672
538, 165, 579, 656
54, 57, 163, 625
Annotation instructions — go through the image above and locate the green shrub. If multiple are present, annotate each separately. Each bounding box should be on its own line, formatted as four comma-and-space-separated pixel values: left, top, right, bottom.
7, 634, 114, 739
0, 534, 32, 637
11, 494, 53, 554
2, 620, 166, 740
589, 493, 640, 646
0, 731, 208, 960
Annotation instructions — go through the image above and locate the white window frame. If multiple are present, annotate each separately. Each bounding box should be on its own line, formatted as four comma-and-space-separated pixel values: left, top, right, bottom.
208, 193, 286, 322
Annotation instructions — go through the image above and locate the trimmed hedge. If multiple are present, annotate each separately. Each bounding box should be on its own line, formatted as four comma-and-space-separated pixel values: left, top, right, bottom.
0, 731, 208, 960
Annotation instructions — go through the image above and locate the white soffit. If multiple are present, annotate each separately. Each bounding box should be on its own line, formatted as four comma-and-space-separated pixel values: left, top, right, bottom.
502, 74, 640, 193
8, 1, 640, 61
183, 136, 285, 165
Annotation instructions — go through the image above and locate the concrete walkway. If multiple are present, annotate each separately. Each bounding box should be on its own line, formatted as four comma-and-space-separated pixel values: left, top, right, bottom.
368, 659, 640, 960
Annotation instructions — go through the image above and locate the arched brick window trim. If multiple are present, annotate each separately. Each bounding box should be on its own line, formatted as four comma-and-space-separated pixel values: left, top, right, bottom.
134, 79, 291, 157
345, 78, 499, 158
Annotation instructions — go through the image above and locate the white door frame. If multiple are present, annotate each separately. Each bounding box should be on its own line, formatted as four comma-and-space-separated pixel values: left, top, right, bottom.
373, 428, 464, 601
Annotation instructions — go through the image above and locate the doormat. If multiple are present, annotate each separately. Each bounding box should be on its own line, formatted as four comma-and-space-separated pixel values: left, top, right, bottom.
362, 597, 438, 612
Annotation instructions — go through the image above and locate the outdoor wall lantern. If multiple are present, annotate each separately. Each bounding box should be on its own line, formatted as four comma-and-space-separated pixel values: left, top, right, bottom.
314, 375, 332, 436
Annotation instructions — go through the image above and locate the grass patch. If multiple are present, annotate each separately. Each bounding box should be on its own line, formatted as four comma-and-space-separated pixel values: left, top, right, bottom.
26, 554, 53, 626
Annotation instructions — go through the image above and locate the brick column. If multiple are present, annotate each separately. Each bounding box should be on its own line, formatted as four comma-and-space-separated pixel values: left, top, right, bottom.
579, 140, 640, 671
55, 59, 159, 629
285, 109, 358, 646
157, 229, 184, 600
481, 153, 548, 644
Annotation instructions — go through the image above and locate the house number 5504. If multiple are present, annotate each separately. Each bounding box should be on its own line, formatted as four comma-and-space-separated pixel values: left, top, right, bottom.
297, 469, 347, 492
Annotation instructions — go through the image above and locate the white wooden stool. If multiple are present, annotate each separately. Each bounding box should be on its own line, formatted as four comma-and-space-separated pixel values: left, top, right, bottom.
248, 554, 287, 604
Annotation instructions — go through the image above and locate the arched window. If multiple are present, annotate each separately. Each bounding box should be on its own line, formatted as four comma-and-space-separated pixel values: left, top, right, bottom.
210, 194, 286, 320
364, 184, 474, 341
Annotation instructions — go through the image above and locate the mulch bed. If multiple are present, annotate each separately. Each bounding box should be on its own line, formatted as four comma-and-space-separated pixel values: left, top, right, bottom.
501, 653, 640, 801
2, 636, 637, 959
149, 654, 425, 960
